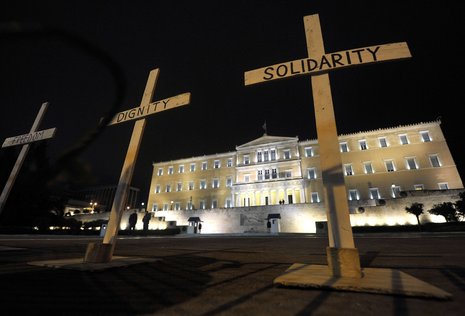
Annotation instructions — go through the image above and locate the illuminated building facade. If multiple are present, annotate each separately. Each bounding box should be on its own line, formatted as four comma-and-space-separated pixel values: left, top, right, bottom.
148, 120, 462, 215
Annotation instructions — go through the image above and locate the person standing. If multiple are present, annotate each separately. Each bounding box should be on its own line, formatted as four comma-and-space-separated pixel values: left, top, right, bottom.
142, 211, 151, 231
128, 211, 138, 231
198, 222, 202, 233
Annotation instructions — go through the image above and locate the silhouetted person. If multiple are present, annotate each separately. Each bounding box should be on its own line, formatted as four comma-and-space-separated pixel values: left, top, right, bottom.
128, 211, 138, 231
198, 222, 202, 233
142, 211, 151, 231
267, 220, 271, 232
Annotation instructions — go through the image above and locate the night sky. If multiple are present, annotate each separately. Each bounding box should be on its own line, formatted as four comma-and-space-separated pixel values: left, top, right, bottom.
1, 1, 464, 203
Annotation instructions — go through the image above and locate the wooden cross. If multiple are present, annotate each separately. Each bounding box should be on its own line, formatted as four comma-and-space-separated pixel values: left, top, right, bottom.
84, 68, 191, 263
245, 14, 411, 277
0, 102, 56, 215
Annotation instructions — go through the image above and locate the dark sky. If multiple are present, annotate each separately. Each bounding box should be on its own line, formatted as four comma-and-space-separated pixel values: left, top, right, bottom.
1, 1, 464, 203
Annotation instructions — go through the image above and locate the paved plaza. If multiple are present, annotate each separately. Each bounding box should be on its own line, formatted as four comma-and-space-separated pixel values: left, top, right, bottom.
0, 232, 464, 315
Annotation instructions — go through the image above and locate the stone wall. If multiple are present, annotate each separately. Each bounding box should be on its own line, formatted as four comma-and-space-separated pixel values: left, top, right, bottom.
155, 189, 463, 234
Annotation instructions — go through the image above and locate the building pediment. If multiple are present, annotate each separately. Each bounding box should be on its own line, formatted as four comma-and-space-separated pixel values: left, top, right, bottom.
236, 134, 298, 150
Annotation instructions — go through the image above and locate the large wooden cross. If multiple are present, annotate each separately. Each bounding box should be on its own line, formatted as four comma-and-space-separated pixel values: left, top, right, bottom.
84, 68, 190, 263
0, 102, 56, 215
245, 14, 411, 278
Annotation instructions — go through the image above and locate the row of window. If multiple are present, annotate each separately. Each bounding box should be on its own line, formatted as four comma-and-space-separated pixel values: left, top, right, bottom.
339, 131, 431, 153
153, 198, 233, 211
155, 177, 233, 193
251, 169, 293, 181
348, 182, 449, 201
341, 154, 441, 176
157, 158, 234, 176
242, 148, 294, 165
303, 155, 441, 179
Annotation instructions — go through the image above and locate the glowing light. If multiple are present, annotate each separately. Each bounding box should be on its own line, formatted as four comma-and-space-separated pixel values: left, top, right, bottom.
386, 217, 396, 226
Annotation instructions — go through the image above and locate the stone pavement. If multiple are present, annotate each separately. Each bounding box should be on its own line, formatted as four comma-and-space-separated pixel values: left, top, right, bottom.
0, 232, 464, 315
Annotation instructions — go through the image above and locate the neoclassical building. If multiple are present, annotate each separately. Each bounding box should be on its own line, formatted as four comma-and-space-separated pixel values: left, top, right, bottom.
147, 120, 463, 215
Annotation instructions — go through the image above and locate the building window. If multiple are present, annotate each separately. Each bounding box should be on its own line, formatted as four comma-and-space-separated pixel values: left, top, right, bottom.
307, 168, 317, 180
176, 182, 182, 192
188, 181, 194, 190
187, 201, 192, 210
420, 131, 432, 142
212, 199, 218, 209
406, 157, 418, 170
163, 203, 169, 211
311, 192, 320, 203
214, 160, 220, 169
168, 166, 174, 175
200, 180, 206, 189
244, 155, 250, 165
257, 151, 262, 162
369, 188, 380, 200
178, 165, 184, 173
202, 162, 208, 170
264, 170, 270, 180
270, 149, 276, 160
212, 178, 219, 188
340, 142, 349, 152
305, 147, 314, 157
157, 168, 163, 176
414, 184, 424, 190
165, 184, 171, 193
263, 150, 269, 161
226, 177, 232, 187
175, 202, 181, 210
257, 170, 263, 181
244, 175, 250, 182
271, 168, 277, 179
155, 185, 161, 193
225, 199, 232, 208
399, 134, 409, 145
152, 204, 158, 212
227, 158, 233, 167
344, 164, 354, 176
391, 185, 401, 198
385, 160, 396, 172
359, 139, 368, 150
283, 149, 291, 159
190, 163, 196, 172
378, 137, 388, 148
284, 170, 292, 178
438, 183, 449, 190
430, 154, 441, 167
199, 200, 205, 209
363, 162, 374, 174
348, 189, 359, 201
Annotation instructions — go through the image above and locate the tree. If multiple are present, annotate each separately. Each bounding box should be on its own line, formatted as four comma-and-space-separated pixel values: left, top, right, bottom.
428, 202, 459, 222
405, 202, 424, 226
454, 191, 465, 221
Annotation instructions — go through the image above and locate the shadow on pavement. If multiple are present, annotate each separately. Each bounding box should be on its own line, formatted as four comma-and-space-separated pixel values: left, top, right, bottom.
0, 255, 215, 315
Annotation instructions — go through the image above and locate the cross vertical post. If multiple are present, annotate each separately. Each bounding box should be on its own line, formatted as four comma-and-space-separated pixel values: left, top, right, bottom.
0, 102, 55, 215
83, 68, 190, 263
84, 69, 159, 263
304, 14, 360, 277
244, 13, 411, 278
